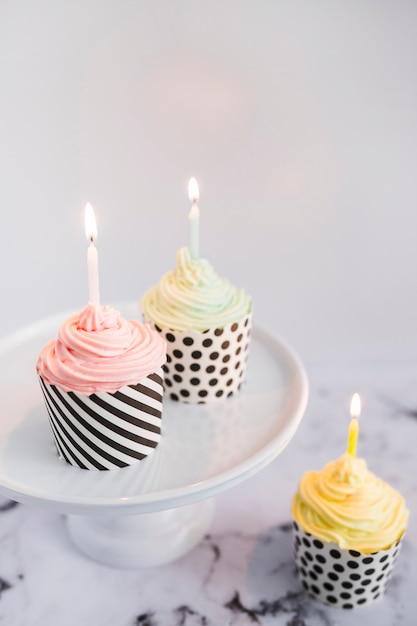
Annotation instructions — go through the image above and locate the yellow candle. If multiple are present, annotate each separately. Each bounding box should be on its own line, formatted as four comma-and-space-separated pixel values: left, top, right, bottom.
347, 393, 361, 457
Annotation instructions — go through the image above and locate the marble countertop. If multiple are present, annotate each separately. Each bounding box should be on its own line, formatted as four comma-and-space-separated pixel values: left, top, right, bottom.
0, 362, 416, 626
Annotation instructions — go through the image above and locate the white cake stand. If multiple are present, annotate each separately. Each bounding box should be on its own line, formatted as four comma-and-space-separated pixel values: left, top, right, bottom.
0, 302, 308, 568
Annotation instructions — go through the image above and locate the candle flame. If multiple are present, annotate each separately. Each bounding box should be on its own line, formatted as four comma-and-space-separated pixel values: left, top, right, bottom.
85, 202, 97, 241
350, 393, 361, 419
188, 177, 199, 203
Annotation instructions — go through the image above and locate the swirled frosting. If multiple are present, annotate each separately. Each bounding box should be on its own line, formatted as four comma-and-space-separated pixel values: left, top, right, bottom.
292, 454, 408, 553
36, 304, 166, 394
141, 247, 252, 332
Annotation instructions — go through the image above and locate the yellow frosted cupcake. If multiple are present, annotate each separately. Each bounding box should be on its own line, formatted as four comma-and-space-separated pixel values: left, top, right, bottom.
292, 394, 408, 608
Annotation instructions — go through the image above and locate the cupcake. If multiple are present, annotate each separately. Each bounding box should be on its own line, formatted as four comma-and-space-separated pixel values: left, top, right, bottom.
141, 246, 252, 403
291, 396, 409, 608
36, 303, 166, 471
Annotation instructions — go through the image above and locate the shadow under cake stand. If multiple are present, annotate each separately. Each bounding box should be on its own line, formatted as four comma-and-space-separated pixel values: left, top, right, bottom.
0, 303, 308, 568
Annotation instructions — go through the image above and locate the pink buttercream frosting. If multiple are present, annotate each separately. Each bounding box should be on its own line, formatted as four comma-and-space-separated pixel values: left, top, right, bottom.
36, 304, 166, 394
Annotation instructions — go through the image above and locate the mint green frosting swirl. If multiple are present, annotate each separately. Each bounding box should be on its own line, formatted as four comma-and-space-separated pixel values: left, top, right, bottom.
141, 247, 252, 332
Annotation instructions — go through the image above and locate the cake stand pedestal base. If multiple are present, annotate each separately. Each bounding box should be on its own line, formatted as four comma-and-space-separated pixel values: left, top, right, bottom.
66, 499, 214, 568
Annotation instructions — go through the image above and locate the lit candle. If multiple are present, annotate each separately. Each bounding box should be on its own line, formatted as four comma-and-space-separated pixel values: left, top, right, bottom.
84, 202, 100, 306
347, 393, 361, 457
188, 177, 200, 260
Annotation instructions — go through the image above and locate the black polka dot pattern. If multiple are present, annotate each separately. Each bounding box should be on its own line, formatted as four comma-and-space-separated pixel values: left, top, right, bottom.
149, 313, 252, 403
292, 520, 403, 608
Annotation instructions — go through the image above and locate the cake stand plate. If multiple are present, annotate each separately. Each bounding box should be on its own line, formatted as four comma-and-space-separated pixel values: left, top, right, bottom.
0, 302, 308, 567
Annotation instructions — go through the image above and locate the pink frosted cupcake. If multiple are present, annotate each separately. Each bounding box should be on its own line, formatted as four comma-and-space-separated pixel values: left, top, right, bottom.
36, 303, 166, 471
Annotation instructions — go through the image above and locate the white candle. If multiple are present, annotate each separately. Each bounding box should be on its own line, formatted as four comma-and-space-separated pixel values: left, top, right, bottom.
84, 202, 100, 306
188, 177, 200, 260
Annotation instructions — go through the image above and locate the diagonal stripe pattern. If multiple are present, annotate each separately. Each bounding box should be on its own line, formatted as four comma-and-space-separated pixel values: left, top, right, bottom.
38, 369, 164, 470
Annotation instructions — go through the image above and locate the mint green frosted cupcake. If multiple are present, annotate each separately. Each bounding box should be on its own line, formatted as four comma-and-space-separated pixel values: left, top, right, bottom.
141, 247, 252, 403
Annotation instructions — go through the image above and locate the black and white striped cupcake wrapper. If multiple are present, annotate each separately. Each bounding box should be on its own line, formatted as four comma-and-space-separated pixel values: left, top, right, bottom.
151, 313, 252, 403
293, 520, 403, 608
38, 369, 164, 471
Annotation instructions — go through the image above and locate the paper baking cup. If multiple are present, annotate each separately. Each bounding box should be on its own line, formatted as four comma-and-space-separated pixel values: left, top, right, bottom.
293, 520, 403, 608
152, 313, 252, 403
38, 369, 164, 471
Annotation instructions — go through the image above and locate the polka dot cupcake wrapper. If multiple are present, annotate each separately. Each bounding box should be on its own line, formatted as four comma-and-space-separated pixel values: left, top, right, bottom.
150, 313, 252, 403
293, 520, 403, 608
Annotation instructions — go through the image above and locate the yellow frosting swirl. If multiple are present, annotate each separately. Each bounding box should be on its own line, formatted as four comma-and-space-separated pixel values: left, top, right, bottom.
141, 247, 252, 332
292, 454, 408, 553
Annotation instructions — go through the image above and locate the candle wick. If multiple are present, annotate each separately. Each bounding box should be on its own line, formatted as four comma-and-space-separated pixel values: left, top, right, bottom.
89, 236, 94, 244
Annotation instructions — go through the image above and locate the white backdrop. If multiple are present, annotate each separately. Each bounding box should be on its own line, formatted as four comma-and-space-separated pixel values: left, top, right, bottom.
1, 0, 416, 368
